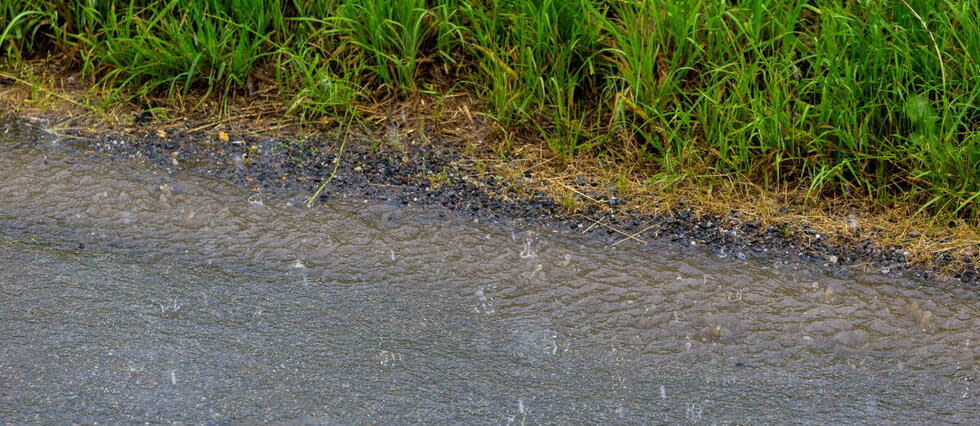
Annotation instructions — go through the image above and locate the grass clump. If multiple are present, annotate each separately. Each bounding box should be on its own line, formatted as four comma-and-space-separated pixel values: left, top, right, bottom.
1, 0, 978, 221
70, 0, 287, 101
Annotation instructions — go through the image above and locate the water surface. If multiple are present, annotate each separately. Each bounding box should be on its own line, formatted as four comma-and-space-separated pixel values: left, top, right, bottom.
0, 121, 976, 423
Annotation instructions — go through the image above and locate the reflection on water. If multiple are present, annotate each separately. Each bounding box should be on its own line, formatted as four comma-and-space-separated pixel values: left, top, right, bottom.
0, 121, 977, 423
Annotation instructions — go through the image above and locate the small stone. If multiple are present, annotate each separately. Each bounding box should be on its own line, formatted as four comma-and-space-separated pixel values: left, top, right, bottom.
353, 166, 363, 172
134, 110, 153, 123
846, 215, 859, 234
908, 231, 920, 238
827, 255, 838, 265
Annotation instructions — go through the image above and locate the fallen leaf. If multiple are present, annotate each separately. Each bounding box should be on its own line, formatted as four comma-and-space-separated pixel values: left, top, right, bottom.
156, 129, 168, 138
217, 131, 229, 142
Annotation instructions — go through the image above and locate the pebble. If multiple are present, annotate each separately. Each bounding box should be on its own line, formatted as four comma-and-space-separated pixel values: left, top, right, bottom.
134, 111, 153, 123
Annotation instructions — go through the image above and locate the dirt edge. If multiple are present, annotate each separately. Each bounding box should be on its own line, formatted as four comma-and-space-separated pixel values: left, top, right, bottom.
1, 79, 978, 287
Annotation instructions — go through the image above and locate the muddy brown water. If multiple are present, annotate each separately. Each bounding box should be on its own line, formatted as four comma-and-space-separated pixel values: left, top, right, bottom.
0, 121, 977, 423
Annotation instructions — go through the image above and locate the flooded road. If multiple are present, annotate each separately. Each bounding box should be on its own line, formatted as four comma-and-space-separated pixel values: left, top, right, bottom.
0, 121, 977, 423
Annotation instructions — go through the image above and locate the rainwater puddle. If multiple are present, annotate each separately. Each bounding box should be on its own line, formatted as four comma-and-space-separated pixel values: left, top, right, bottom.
0, 121, 976, 423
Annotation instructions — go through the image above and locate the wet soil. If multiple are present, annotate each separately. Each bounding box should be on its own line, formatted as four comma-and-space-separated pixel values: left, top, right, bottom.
13, 116, 979, 287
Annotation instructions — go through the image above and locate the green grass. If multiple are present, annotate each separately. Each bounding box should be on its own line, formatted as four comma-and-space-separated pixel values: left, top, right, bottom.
2, 0, 978, 220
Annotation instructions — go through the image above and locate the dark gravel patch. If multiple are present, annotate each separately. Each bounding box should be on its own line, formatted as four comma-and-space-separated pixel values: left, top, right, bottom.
22, 117, 980, 288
